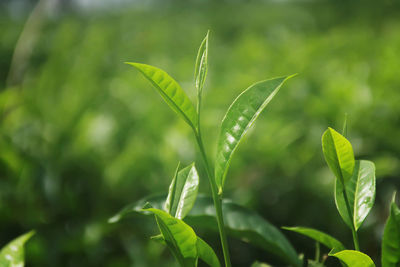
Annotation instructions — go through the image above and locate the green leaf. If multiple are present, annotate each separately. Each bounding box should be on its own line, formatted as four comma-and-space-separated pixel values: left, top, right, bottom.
126, 62, 198, 129
322, 127, 355, 185
196, 237, 221, 267
111, 194, 300, 266
164, 163, 199, 219
145, 208, 198, 267
215, 75, 295, 193
187, 196, 301, 267
382, 193, 400, 267
342, 113, 348, 137
0, 231, 35, 267
335, 160, 376, 230
194, 31, 209, 98
330, 250, 375, 267
282, 226, 345, 254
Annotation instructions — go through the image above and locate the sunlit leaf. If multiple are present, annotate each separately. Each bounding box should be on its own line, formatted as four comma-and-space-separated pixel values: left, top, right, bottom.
382, 193, 400, 267
196, 237, 221, 267
330, 250, 375, 267
215, 75, 295, 193
194, 31, 209, 99
335, 160, 376, 230
0, 231, 35, 267
282, 226, 345, 254
251, 261, 272, 267
164, 163, 199, 219
322, 127, 355, 185
145, 208, 198, 267
126, 62, 198, 129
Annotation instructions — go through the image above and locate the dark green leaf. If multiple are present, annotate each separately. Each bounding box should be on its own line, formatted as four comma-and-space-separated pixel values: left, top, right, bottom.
382, 193, 400, 267
215, 75, 295, 193
164, 163, 199, 219
0, 231, 35, 267
187, 196, 301, 267
335, 160, 376, 230
194, 31, 209, 98
330, 250, 375, 267
282, 226, 345, 254
145, 208, 198, 267
196, 237, 221, 267
126, 62, 198, 129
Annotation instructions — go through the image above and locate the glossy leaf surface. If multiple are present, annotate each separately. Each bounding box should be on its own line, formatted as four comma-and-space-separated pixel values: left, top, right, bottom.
215, 76, 294, 192
330, 250, 375, 267
282, 226, 345, 254
322, 127, 355, 185
164, 163, 199, 219
382, 194, 400, 267
335, 160, 376, 230
126, 62, 198, 129
0, 231, 35, 267
194, 31, 209, 97
196, 237, 221, 267
145, 208, 197, 266
111, 194, 300, 267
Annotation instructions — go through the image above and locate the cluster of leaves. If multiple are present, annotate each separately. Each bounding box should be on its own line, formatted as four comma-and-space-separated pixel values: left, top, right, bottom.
284, 125, 400, 267
110, 32, 400, 267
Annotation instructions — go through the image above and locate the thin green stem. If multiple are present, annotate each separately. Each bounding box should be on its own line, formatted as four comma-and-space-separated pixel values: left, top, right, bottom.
341, 185, 360, 251
193, 129, 231, 267
315, 242, 320, 262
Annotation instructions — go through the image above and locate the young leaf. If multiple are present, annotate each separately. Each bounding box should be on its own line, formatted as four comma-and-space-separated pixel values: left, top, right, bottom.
330, 250, 375, 267
197, 237, 221, 267
215, 75, 295, 193
0, 230, 35, 267
382, 193, 400, 267
322, 127, 355, 185
164, 163, 199, 219
335, 160, 376, 230
145, 208, 198, 267
282, 226, 345, 254
194, 31, 209, 98
187, 196, 302, 267
126, 62, 198, 129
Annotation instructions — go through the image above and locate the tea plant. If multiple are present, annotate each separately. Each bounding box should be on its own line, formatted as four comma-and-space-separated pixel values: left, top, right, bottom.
109, 32, 299, 267
109, 32, 400, 266
283, 122, 400, 267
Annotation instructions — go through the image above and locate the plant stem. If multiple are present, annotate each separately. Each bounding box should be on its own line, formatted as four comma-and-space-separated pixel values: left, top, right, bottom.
315, 242, 320, 262
194, 130, 231, 267
341, 185, 360, 251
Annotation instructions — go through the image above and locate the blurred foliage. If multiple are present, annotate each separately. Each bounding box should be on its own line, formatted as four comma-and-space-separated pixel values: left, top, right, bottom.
1, 0, 400, 266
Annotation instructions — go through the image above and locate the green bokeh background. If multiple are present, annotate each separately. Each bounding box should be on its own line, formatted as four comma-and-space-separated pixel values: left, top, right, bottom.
1, 0, 399, 266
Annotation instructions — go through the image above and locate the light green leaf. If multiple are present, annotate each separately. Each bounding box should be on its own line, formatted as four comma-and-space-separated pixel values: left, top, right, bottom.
282, 226, 345, 254
194, 31, 209, 98
196, 237, 221, 267
330, 250, 375, 267
215, 75, 295, 193
145, 208, 198, 267
187, 196, 301, 267
322, 127, 355, 185
335, 160, 376, 230
382, 193, 400, 267
0, 231, 35, 267
164, 163, 199, 219
126, 62, 198, 129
